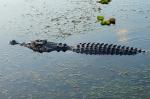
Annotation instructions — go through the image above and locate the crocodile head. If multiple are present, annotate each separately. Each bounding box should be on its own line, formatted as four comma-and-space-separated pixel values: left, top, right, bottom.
25, 40, 69, 53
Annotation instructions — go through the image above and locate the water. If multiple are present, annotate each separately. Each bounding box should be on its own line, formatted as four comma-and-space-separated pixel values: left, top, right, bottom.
0, 0, 150, 98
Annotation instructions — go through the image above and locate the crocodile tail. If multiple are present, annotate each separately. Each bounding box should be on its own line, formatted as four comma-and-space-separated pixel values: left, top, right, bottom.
72, 43, 144, 55
143, 50, 150, 54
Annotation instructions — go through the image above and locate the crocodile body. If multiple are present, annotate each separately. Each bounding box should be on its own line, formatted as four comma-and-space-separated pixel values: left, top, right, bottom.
10, 40, 146, 55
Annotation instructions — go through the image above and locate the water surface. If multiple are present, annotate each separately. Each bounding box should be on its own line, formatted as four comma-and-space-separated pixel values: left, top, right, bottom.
0, 0, 150, 99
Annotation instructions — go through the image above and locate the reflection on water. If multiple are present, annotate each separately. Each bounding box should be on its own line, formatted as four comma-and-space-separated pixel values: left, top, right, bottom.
117, 28, 128, 43
0, 0, 150, 99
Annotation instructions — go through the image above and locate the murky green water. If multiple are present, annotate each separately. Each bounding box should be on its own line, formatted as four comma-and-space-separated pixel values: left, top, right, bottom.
0, 0, 150, 99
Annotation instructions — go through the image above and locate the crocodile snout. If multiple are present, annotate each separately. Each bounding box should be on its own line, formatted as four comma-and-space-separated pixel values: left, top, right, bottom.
9, 40, 19, 45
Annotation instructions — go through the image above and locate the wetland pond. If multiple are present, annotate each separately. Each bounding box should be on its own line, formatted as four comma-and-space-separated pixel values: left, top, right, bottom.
0, 0, 150, 98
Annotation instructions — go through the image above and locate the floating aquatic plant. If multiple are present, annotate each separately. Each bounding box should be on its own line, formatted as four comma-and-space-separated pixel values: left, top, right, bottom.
101, 20, 106, 25
97, 16, 104, 21
98, 0, 111, 4
97, 16, 116, 26
101, 20, 111, 25
109, 17, 116, 24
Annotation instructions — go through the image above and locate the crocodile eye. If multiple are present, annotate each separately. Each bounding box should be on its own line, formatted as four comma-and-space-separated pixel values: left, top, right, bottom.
58, 43, 62, 46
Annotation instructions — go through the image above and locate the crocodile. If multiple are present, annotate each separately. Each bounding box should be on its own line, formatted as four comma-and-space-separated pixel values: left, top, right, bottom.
9, 40, 147, 55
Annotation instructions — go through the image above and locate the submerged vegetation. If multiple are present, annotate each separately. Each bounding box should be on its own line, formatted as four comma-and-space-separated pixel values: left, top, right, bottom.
98, 0, 112, 4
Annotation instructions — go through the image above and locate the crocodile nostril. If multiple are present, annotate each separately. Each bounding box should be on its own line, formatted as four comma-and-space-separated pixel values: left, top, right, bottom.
10, 40, 18, 45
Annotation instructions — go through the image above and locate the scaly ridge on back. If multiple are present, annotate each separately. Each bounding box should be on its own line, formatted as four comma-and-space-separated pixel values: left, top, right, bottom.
72, 43, 145, 55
